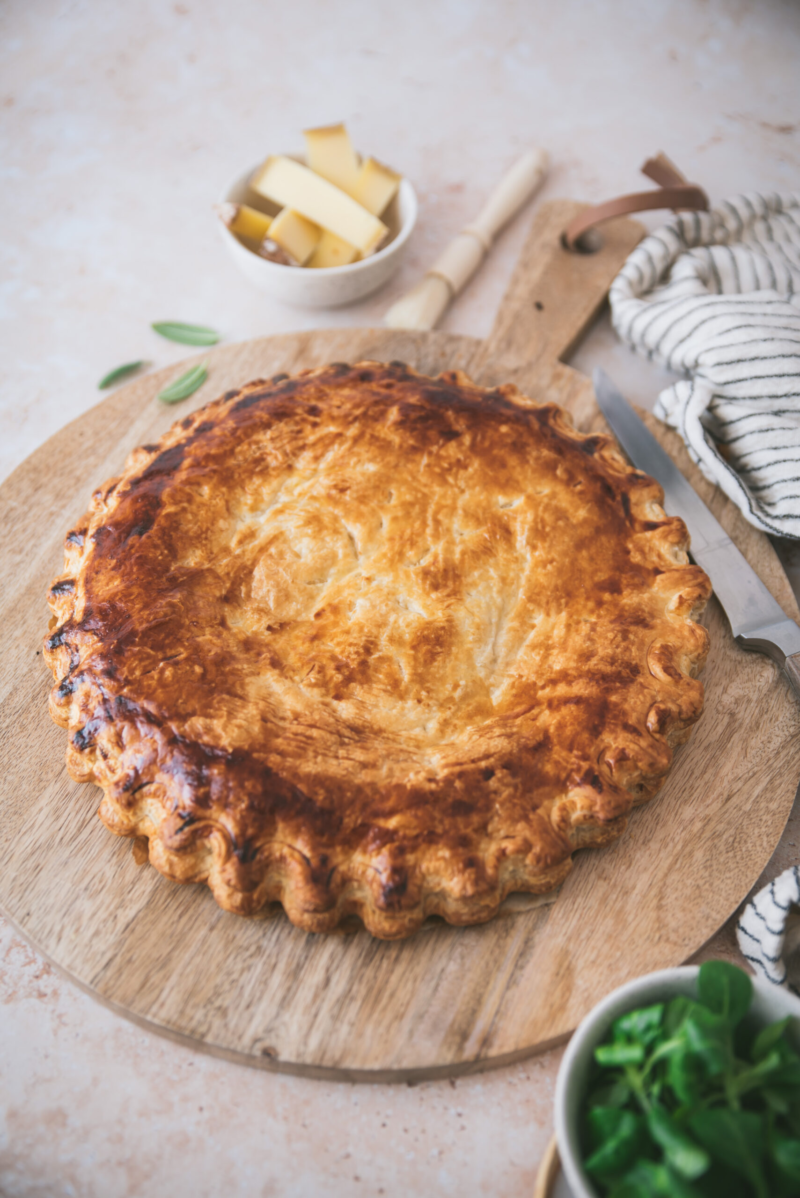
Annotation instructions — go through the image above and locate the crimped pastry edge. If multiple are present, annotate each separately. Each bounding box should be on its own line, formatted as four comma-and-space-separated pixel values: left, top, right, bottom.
44, 361, 711, 939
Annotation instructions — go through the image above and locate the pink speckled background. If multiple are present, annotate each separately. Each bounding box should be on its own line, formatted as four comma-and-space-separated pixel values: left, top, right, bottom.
1, 1, 799, 1194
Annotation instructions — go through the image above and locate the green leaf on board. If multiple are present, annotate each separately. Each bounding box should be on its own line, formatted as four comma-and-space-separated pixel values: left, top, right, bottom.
158, 363, 208, 404
98, 360, 147, 389
151, 321, 220, 346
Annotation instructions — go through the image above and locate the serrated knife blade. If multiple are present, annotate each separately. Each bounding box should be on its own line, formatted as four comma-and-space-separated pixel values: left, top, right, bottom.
592, 368, 800, 698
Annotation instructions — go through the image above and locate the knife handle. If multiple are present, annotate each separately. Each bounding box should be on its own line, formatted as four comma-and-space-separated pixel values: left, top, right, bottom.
785, 653, 800, 699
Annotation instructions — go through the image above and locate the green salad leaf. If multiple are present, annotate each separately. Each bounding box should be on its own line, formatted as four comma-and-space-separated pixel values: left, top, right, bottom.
753, 1017, 792, 1062
688, 1109, 766, 1194
579, 961, 800, 1197
647, 1107, 710, 1180
698, 960, 752, 1027
608, 1159, 704, 1198
585, 1107, 648, 1182
773, 1133, 800, 1183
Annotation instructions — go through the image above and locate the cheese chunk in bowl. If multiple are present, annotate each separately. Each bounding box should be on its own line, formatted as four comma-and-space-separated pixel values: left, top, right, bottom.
217, 122, 416, 306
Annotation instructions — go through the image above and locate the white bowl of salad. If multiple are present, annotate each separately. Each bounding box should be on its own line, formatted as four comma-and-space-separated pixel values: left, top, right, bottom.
554, 962, 800, 1198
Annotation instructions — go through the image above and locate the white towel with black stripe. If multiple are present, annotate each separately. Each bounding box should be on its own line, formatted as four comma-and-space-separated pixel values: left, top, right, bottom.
609, 192, 800, 539
736, 865, 800, 993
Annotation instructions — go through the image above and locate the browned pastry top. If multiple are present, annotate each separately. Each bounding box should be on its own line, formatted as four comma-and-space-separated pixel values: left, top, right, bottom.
45, 361, 711, 937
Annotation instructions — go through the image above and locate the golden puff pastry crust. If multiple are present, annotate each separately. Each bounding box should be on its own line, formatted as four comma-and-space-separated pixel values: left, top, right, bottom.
45, 361, 711, 939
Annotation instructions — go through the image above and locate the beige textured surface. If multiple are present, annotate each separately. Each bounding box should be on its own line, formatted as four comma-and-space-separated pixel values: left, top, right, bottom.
2, 0, 800, 1194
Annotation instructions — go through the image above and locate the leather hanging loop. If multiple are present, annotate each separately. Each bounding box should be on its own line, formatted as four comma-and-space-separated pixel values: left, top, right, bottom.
640, 151, 689, 189
562, 153, 709, 251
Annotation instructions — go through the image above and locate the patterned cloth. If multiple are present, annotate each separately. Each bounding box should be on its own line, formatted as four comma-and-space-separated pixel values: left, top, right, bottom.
736, 866, 800, 992
609, 193, 800, 539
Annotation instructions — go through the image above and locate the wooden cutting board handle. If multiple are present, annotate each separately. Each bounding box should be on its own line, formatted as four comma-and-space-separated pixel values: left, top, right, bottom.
533, 1135, 561, 1198
472, 199, 644, 423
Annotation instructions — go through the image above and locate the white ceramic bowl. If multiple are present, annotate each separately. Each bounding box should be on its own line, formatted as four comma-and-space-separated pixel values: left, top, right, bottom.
554, 965, 800, 1198
217, 161, 417, 308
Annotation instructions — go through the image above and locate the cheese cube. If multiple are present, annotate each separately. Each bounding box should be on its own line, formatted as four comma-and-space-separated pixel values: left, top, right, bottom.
353, 158, 402, 217
252, 156, 387, 256
304, 123, 361, 195
307, 230, 359, 269
268, 207, 321, 266
216, 202, 273, 243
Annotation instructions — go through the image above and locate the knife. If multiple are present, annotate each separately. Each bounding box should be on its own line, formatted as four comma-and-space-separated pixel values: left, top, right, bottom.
593, 368, 800, 698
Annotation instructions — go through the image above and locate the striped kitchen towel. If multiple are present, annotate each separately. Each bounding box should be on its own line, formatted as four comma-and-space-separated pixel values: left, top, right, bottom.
736, 865, 800, 993
609, 192, 800, 539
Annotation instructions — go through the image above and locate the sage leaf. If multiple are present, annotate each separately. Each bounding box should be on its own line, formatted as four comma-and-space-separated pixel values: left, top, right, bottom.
98, 360, 147, 389
158, 363, 208, 404
151, 321, 220, 346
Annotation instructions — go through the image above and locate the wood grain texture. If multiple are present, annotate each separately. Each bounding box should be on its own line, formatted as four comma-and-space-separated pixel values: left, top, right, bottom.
2, 200, 799, 1081
533, 1136, 560, 1198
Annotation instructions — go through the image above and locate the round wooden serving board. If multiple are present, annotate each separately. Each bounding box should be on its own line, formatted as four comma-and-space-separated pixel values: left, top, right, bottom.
2, 201, 800, 1082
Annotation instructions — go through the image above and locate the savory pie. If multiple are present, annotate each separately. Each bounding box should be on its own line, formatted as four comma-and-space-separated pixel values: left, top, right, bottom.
45, 361, 711, 939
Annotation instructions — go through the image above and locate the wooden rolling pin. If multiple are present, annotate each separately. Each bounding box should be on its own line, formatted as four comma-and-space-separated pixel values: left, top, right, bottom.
385, 147, 549, 331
